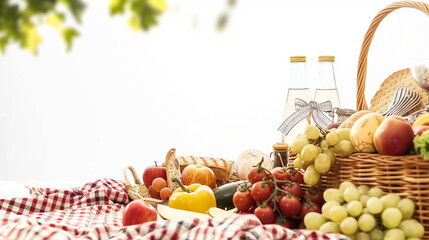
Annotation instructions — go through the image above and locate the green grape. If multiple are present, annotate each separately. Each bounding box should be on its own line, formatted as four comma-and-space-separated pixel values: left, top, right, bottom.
362, 208, 369, 214
339, 181, 355, 193
323, 148, 336, 166
347, 233, 357, 240
303, 164, 320, 185
399, 219, 424, 238
356, 232, 370, 240
382, 208, 402, 229
334, 140, 354, 155
305, 125, 320, 140
383, 229, 405, 240
301, 144, 318, 164
336, 128, 351, 141
329, 206, 348, 223
314, 153, 331, 173
326, 132, 340, 146
293, 157, 303, 169
304, 212, 326, 230
358, 185, 370, 195
366, 197, 383, 214
322, 200, 341, 219
380, 193, 400, 210
360, 195, 370, 207
358, 213, 376, 232
291, 137, 309, 154
369, 228, 384, 240
340, 217, 358, 235
344, 187, 360, 203
319, 222, 340, 233
323, 188, 344, 203
320, 140, 328, 149
346, 200, 363, 217
368, 187, 384, 198
396, 198, 415, 220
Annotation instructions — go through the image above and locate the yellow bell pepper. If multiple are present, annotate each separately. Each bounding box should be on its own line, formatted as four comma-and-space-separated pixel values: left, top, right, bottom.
168, 178, 216, 214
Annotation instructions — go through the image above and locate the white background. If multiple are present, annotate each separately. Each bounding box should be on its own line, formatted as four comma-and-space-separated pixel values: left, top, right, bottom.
1, 0, 429, 182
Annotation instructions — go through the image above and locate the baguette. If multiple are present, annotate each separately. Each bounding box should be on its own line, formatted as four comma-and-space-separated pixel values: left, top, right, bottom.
176, 156, 233, 181
165, 148, 182, 190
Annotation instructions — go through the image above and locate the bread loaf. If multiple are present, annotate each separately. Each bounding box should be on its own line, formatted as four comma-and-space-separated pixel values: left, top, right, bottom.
176, 156, 233, 181
165, 148, 182, 190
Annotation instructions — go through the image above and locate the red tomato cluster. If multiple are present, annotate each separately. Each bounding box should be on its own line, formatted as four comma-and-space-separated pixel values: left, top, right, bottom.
232, 166, 324, 228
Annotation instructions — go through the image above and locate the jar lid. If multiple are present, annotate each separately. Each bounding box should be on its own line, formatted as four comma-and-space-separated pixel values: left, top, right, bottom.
290, 56, 306, 62
319, 56, 335, 62
273, 142, 289, 150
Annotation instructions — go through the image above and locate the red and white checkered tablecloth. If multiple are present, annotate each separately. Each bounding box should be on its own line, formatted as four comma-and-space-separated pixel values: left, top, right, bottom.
0, 178, 349, 240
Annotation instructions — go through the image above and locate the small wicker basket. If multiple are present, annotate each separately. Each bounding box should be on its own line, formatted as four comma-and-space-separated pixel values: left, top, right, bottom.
123, 166, 163, 204
328, 1, 429, 239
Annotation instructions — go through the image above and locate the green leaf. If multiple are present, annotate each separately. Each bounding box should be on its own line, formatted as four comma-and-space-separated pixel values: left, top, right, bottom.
21, 23, 43, 54
26, 0, 57, 14
148, 0, 167, 12
46, 12, 65, 29
61, 27, 78, 51
0, 37, 9, 53
60, 0, 85, 23
109, 0, 127, 15
128, 15, 142, 31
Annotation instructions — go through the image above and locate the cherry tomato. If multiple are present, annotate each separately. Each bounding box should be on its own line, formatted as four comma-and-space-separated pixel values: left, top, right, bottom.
233, 190, 254, 212
248, 167, 270, 184
247, 204, 257, 213
253, 206, 275, 224
282, 182, 302, 198
271, 167, 291, 188
274, 216, 291, 228
303, 187, 324, 206
279, 195, 301, 217
300, 201, 321, 220
250, 181, 272, 202
289, 169, 305, 184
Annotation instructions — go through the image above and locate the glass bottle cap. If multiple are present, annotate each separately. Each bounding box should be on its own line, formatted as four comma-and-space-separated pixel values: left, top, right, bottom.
319, 56, 335, 62
290, 56, 306, 62
273, 142, 289, 151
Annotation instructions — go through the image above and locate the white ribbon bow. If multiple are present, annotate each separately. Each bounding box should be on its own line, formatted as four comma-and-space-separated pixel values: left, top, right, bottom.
278, 98, 333, 136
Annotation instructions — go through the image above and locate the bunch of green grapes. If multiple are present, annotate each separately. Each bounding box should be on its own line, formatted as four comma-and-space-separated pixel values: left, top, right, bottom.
290, 125, 354, 185
304, 181, 425, 240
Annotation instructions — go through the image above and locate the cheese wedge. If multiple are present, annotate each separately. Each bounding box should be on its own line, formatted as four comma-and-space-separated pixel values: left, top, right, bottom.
157, 204, 212, 221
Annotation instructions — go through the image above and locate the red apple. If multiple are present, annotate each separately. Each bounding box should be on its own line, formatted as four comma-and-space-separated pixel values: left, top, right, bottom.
181, 164, 216, 189
122, 200, 157, 226
143, 162, 167, 188
326, 122, 341, 130
413, 125, 429, 136
373, 116, 414, 156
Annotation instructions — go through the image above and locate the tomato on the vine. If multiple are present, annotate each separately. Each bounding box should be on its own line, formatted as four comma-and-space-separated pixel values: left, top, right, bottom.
279, 195, 301, 217
300, 201, 321, 220
303, 187, 324, 206
233, 190, 254, 212
289, 168, 304, 184
274, 216, 291, 228
282, 182, 302, 199
250, 181, 272, 202
271, 167, 291, 188
248, 167, 270, 184
253, 205, 275, 224
267, 192, 284, 209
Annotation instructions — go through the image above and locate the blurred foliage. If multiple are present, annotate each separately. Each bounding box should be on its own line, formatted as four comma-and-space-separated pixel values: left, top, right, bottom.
0, 0, 234, 54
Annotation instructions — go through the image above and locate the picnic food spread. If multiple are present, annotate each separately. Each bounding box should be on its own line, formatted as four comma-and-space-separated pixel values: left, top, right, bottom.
3, 1, 429, 240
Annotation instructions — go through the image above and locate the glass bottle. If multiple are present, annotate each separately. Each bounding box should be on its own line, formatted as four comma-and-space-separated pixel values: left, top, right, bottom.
282, 56, 312, 144
314, 56, 341, 111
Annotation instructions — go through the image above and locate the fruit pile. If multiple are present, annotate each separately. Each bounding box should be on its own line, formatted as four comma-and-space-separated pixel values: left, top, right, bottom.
232, 162, 324, 228
142, 162, 174, 201
304, 181, 424, 239
290, 125, 353, 185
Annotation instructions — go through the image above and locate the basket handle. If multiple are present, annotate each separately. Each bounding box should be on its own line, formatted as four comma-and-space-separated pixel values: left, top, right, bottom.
123, 165, 142, 188
356, 1, 429, 111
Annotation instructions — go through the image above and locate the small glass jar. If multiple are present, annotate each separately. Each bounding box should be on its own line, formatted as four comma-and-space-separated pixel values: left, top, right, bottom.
272, 142, 289, 168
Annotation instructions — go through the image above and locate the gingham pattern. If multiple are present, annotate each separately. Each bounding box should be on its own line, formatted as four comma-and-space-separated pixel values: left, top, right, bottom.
0, 179, 349, 240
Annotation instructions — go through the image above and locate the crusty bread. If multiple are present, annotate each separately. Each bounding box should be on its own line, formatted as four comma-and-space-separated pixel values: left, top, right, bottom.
176, 156, 233, 181
165, 148, 182, 190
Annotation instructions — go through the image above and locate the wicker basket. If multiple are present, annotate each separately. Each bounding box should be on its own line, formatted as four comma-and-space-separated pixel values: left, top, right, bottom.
329, 1, 429, 238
